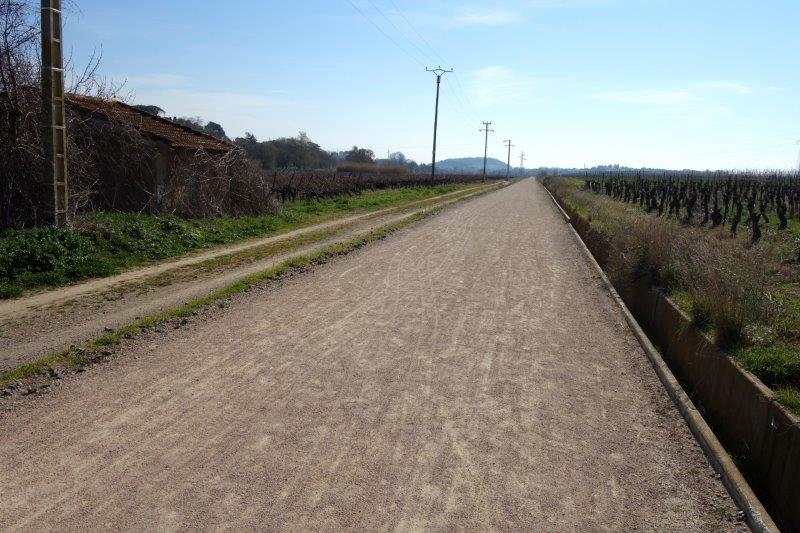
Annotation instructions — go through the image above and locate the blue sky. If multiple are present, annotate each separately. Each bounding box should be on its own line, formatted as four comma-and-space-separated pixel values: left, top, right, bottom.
62, 0, 800, 170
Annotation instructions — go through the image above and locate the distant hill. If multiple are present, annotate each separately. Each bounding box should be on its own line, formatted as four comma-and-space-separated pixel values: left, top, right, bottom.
435, 157, 508, 174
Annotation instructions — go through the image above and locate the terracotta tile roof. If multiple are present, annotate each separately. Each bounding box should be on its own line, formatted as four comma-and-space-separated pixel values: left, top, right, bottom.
66, 94, 233, 152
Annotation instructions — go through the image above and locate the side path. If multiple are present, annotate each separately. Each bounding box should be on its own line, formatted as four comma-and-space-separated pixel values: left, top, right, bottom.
0, 184, 485, 321
0, 179, 746, 531
0, 184, 497, 373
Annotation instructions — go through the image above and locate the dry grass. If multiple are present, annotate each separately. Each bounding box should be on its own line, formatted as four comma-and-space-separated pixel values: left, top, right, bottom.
546, 177, 800, 414
553, 182, 774, 349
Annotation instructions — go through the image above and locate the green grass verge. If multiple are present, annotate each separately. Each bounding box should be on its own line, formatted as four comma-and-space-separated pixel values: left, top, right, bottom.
0, 184, 470, 299
735, 344, 800, 389
0, 206, 444, 391
775, 388, 800, 415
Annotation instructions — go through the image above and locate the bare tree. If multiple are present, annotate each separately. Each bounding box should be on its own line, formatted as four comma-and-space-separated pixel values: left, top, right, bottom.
0, 0, 133, 227
0, 0, 44, 227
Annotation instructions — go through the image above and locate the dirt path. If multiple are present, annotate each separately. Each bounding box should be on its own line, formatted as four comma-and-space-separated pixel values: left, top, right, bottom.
0, 179, 745, 530
0, 185, 483, 322
0, 185, 495, 373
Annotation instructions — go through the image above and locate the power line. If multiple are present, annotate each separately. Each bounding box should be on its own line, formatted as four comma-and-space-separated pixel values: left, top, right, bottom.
440, 78, 478, 131
452, 72, 477, 114
365, 0, 430, 65
385, 0, 448, 65
379, 0, 479, 127
345, 1, 486, 165
344, 0, 425, 68
441, 75, 467, 113
446, 75, 480, 124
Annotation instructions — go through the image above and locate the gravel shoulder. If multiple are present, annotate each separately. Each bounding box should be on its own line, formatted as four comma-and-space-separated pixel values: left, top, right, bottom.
0, 179, 746, 530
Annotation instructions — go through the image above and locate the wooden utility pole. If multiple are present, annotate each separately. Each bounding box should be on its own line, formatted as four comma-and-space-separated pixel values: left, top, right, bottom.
480, 121, 494, 181
503, 139, 514, 178
41, 0, 69, 226
520, 151, 527, 170
426, 66, 453, 179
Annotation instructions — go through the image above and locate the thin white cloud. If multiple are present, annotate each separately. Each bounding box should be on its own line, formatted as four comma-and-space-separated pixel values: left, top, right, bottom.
594, 89, 696, 106
125, 88, 303, 137
124, 73, 190, 88
527, 0, 610, 6
696, 81, 783, 95
696, 81, 754, 95
409, 1, 601, 30
470, 66, 537, 106
131, 89, 288, 115
595, 81, 777, 107
449, 8, 520, 27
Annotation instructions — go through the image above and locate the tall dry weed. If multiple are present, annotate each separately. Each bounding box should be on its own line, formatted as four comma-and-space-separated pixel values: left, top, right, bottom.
575, 184, 774, 350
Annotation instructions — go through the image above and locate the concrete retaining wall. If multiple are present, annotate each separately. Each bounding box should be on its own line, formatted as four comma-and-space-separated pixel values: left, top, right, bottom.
554, 191, 800, 532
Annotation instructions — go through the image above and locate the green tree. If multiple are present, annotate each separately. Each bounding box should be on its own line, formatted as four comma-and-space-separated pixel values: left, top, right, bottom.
203, 121, 227, 139
344, 146, 375, 164
388, 151, 407, 166
170, 116, 205, 132
132, 105, 165, 116
234, 132, 335, 171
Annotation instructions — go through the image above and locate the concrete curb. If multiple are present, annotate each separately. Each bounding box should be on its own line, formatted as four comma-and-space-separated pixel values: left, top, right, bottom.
541, 183, 779, 533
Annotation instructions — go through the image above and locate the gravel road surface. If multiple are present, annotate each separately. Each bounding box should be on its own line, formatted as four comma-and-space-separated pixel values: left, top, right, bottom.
0, 179, 745, 531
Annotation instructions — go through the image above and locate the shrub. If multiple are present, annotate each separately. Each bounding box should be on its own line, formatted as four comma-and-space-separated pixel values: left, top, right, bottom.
695, 265, 768, 349
690, 298, 714, 330
0, 281, 22, 299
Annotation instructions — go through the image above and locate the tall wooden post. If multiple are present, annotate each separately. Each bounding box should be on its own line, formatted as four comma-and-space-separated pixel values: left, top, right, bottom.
426, 67, 453, 180
41, 0, 68, 226
504, 139, 513, 178
480, 121, 494, 181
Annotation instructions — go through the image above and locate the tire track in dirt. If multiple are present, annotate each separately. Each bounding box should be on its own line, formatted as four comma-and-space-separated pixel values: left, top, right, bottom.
0, 186, 485, 321
0, 186, 498, 373
0, 179, 745, 530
